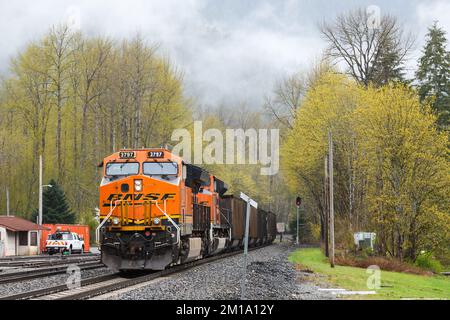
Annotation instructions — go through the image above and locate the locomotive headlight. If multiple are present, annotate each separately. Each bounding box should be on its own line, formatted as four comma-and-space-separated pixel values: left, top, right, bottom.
134, 179, 143, 192
153, 217, 161, 225
112, 217, 120, 225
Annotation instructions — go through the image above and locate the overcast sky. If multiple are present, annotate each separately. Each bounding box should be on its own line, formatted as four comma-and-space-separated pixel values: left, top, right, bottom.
0, 0, 449, 107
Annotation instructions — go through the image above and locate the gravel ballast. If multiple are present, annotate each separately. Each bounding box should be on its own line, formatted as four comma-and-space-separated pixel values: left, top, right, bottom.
0, 266, 113, 298
114, 242, 335, 300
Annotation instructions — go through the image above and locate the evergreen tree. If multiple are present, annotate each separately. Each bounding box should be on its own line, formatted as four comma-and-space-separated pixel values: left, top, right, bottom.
371, 36, 407, 86
32, 179, 76, 224
416, 22, 450, 130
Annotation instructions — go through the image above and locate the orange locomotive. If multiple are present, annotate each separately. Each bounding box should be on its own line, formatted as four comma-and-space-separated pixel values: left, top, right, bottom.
97, 148, 276, 271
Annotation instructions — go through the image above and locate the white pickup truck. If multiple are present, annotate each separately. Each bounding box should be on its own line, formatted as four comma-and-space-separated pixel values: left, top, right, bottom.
45, 231, 85, 255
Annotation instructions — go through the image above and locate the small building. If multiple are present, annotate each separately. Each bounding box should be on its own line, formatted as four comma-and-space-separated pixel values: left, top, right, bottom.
0, 216, 49, 257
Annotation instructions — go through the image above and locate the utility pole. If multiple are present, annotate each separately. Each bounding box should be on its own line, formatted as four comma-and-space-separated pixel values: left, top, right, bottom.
295, 196, 301, 245
268, 175, 273, 213
240, 192, 257, 300
324, 156, 329, 257
328, 130, 335, 268
6, 188, 10, 216
37, 155, 43, 255
39, 155, 43, 226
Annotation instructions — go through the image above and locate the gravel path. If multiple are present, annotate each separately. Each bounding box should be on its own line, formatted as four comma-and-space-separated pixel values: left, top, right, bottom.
113, 243, 336, 300
0, 267, 113, 298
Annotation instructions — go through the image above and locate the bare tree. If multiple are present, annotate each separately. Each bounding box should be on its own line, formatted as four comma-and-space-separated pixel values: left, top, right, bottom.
44, 24, 77, 181
264, 73, 305, 130
265, 59, 333, 129
319, 8, 414, 86
75, 37, 112, 172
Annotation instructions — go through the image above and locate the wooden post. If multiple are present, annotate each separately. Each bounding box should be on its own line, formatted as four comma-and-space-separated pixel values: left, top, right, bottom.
38, 155, 43, 255
328, 130, 335, 268
39, 155, 43, 226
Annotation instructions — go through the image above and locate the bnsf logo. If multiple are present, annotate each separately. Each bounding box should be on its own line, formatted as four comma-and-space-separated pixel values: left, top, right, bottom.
106, 193, 176, 202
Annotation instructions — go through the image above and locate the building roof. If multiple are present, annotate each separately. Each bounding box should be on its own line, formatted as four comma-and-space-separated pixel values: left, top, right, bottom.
0, 216, 50, 232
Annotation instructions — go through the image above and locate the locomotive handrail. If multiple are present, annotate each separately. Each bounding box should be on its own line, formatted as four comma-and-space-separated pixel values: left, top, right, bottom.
153, 200, 180, 247
95, 200, 120, 245
218, 207, 232, 227
218, 207, 232, 241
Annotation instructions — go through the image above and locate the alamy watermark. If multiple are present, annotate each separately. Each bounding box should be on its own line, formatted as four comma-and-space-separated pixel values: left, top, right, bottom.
66, 264, 81, 290
367, 5, 381, 30
366, 265, 381, 290
171, 121, 279, 176
64, 6, 82, 31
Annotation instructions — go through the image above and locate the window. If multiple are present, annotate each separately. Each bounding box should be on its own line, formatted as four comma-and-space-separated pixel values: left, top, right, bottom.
143, 162, 178, 176
19, 232, 28, 246
30, 232, 37, 246
62, 233, 73, 240
106, 162, 139, 176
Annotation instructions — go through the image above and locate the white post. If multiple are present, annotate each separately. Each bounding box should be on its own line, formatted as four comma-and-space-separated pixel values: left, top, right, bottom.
328, 130, 335, 268
6, 188, 10, 216
240, 192, 257, 300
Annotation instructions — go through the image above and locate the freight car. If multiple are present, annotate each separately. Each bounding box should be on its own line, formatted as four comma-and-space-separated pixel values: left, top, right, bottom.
97, 148, 277, 271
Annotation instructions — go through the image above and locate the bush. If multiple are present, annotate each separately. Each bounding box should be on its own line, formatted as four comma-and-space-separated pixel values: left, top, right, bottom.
415, 252, 443, 274
335, 255, 432, 275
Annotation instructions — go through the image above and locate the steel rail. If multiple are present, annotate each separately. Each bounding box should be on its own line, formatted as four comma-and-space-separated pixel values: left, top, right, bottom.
0, 261, 104, 285
0, 274, 118, 300
0, 253, 99, 261
1, 244, 271, 300
0, 256, 100, 268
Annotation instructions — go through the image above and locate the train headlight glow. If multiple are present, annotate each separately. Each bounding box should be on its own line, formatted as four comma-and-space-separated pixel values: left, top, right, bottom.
112, 217, 120, 225
134, 179, 143, 191
153, 218, 161, 225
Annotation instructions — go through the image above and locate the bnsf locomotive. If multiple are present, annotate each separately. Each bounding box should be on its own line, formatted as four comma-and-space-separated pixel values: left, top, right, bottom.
97, 148, 277, 271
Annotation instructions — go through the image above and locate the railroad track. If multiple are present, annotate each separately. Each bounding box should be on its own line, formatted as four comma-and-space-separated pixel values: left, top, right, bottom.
0, 252, 99, 262
0, 255, 100, 269
0, 273, 118, 300
0, 261, 104, 285
1, 245, 269, 300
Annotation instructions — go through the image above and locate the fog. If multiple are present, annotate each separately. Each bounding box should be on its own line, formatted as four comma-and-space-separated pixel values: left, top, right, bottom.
0, 0, 448, 107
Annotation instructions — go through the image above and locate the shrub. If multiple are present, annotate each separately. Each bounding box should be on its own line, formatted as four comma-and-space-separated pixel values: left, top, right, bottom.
415, 252, 443, 274
335, 255, 432, 275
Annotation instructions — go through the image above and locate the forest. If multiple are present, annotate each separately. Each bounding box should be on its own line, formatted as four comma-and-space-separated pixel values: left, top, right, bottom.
0, 8, 448, 265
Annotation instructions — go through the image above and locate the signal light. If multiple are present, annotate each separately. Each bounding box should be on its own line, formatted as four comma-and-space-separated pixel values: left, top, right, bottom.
296, 196, 302, 207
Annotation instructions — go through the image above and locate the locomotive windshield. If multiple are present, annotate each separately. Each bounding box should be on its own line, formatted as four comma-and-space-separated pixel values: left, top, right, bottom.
143, 162, 178, 176
106, 162, 139, 176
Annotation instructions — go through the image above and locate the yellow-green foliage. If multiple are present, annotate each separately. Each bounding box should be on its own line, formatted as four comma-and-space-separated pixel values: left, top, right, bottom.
356, 84, 449, 261
282, 72, 450, 261
0, 26, 191, 219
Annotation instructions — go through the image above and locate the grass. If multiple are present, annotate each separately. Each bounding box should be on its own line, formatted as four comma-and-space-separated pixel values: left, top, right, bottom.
289, 248, 450, 300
